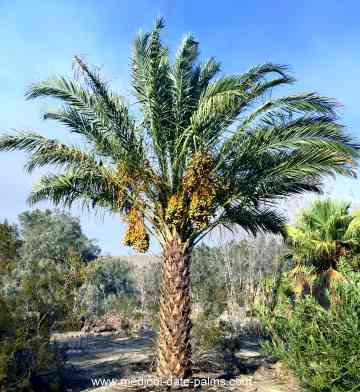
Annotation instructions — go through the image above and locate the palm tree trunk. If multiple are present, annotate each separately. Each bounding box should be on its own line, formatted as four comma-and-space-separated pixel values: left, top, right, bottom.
157, 236, 192, 379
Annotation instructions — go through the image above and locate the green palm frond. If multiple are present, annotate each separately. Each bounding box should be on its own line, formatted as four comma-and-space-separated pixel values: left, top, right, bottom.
218, 115, 359, 199
0, 131, 50, 152
26, 76, 97, 115
197, 57, 221, 90
223, 115, 358, 158
131, 18, 173, 181
233, 62, 289, 85
43, 107, 121, 157
286, 198, 360, 271
242, 93, 339, 127
220, 204, 286, 236
345, 210, 360, 238
181, 69, 294, 152
27, 169, 118, 210
172, 34, 199, 133
0, 132, 103, 172
27, 68, 141, 161
24, 142, 99, 173
132, 30, 151, 103
73, 56, 137, 149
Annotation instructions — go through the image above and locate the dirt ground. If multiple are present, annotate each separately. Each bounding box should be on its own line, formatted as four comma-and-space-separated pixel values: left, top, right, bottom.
52, 332, 300, 392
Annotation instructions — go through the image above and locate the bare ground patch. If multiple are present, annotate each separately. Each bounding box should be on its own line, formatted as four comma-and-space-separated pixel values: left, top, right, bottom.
53, 332, 300, 392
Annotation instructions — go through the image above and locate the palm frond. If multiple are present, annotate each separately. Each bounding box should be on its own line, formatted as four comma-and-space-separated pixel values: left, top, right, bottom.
73, 56, 137, 149
0, 132, 105, 173
132, 30, 151, 103
219, 115, 359, 186
197, 57, 221, 90
286, 198, 360, 270
220, 204, 286, 236
43, 107, 123, 158
242, 93, 339, 127
131, 18, 173, 181
345, 210, 360, 238
180, 70, 294, 154
171, 34, 199, 133
26, 76, 96, 112
28, 169, 119, 211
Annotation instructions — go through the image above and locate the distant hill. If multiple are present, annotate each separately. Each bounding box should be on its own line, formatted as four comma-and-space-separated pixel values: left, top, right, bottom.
99, 254, 160, 268
119, 254, 160, 267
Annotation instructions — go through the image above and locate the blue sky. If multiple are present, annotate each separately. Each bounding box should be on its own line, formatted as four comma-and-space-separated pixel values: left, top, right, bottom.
1, 0, 360, 255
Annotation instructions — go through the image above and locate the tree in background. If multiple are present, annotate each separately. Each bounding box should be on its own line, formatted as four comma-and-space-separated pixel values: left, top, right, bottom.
191, 244, 228, 317
0, 220, 21, 272
0, 216, 91, 391
0, 18, 359, 379
82, 257, 137, 316
88, 257, 136, 297
0, 210, 100, 322
18, 209, 100, 265
192, 235, 285, 318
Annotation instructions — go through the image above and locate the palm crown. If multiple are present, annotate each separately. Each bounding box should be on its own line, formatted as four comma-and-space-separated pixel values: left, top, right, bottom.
286, 198, 360, 271
1, 18, 358, 253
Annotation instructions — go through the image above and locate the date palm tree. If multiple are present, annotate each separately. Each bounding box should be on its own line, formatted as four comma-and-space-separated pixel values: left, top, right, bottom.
0, 18, 358, 378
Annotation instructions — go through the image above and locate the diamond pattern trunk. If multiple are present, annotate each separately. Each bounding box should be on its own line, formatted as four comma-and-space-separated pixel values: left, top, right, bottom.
157, 236, 192, 379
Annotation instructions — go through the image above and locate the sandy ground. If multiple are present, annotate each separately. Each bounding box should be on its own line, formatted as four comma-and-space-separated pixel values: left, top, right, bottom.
52, 332, 300, 392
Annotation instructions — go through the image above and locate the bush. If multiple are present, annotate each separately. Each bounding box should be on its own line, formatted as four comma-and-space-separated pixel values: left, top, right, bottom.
104, 294, 142, 334
192, 314, 226, 352
0, 293, 66, 392
0, 250, 89, 391
262, 270, 360, 392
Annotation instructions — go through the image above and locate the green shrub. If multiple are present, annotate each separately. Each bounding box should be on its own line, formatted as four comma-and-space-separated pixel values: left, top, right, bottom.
104, 294, 141, 335
192, 315, 225, 352
262, 270, 360, 392
0, 294, 66, 392
192, 313, 240, 352
0, 252, 83, 390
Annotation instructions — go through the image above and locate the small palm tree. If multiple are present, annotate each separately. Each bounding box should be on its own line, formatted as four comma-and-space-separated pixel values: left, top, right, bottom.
0, 19, 359, 378
285, 198, 360, 306
286, 198, 360, 272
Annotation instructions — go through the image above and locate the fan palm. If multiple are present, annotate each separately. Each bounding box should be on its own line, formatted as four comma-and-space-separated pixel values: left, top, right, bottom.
0, 19, 359, 378
286, 199, 360, 272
